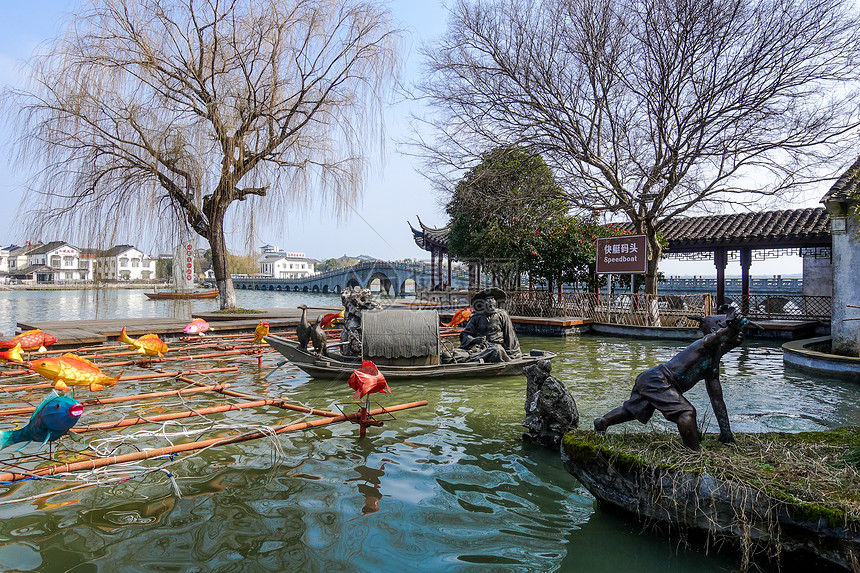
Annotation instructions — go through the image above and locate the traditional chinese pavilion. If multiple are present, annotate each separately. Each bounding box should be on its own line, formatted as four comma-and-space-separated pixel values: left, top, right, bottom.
409, 217, 452, 290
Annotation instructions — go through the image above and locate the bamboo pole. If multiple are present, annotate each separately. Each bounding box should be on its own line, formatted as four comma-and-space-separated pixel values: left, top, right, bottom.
0, 384, 231, 417
0, 368, 239, 393
0, 400, 429, 482
74, 399, 274, 432
165, 371, 339, 418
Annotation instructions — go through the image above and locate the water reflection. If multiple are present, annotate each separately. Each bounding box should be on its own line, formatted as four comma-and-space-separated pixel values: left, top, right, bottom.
0, 291, 856, 571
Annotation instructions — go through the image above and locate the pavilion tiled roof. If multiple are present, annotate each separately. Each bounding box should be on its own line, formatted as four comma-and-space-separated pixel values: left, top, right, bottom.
822, 155, 860, 204
657, 207, 831, 252
409, 217, 450, 251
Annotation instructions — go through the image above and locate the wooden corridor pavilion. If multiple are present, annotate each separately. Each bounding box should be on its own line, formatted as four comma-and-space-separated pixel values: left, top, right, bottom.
656, 207, 831, 311
411, 208, 833, 313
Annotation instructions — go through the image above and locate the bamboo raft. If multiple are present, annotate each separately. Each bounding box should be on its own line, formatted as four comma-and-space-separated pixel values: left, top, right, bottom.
0, 325, 429, 503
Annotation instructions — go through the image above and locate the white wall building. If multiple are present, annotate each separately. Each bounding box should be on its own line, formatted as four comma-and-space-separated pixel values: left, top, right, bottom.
257, 245, 315, 279
0, 245, 11, 275
26, 241, 90, 282
94, 245, 156, 281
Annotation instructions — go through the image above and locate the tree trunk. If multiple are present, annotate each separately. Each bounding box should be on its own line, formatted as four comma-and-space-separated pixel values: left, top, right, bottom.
207, 206, 237, 310
644, 233, 662, 295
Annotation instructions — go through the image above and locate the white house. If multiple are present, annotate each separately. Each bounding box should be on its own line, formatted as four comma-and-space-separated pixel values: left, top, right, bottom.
0, 245, 11, 276
257, 245, 315, 279
94, 245, 157, 281
22, 241, 89, 283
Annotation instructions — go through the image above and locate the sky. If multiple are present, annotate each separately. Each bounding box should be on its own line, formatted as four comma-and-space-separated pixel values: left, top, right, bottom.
0, 1, 829, 276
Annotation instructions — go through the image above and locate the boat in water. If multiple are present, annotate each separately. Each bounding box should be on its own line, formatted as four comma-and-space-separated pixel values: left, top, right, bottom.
144, 289, 219, 300
265, 308, 555, 380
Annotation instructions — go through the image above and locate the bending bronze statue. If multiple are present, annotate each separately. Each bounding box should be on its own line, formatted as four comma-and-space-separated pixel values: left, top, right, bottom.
442, 288, 521, 364
593, 308, 750, 451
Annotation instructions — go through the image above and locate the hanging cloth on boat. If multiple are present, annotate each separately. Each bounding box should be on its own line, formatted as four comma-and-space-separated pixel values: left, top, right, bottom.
362, 310, 440, 359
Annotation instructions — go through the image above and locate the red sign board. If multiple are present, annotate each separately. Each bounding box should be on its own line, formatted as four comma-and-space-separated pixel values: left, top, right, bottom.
596, 235, 648, 274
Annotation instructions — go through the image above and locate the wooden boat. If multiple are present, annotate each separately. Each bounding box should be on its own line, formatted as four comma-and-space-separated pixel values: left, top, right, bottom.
264, 334, 556, 380
144, 289, 219, 300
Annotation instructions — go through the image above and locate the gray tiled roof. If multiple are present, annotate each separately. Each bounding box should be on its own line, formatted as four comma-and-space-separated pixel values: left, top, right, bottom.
822, 155, 860, 204
409, 217, 450, 251
656, 208, 830, 251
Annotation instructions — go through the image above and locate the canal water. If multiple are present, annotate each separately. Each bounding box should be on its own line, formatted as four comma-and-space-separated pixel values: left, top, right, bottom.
0, 289, 857, 572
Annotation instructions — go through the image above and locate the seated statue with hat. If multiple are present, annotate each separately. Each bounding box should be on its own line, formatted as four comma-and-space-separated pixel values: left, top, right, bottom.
442, 288, 521, 363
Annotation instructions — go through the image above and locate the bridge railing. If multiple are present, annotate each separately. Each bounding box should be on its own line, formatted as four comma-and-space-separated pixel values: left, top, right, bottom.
733, 294, 831, 321
509, 291, 713, 326
508, 290, 833, 324
232, 260, 470, 285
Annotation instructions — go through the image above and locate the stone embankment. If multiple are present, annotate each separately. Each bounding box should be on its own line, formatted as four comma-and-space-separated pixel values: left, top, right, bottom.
561, 429, 860, 572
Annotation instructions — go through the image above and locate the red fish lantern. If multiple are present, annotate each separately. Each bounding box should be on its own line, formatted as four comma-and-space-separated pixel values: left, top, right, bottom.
347, 361, 390, 399
442, 308, 472, 328
0, 330, 58, 352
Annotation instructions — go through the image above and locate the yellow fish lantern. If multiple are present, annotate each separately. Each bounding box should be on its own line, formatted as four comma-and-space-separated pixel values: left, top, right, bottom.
30, 353, 122, 392
253, 320, 270, 344
118, 327, 169, 357
0, 343, 24, 363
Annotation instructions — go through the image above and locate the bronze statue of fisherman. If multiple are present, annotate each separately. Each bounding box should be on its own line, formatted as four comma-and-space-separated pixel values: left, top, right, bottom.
594, 308, 750, 450
442, 287, 521, 364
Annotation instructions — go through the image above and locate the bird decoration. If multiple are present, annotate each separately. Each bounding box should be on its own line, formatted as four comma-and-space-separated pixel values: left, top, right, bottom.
442, 308, 473, 328
296, 305, 311, 351
0, 392, 83, 449
184, 318, 213, 336
0, 329, 58, 353
320, 310, 344, 329
309, 317, 327, 356
347, 361, 390, 399
253, 320, 270, 344
0, 343, 24, 364
118, 327, 169, 357
30, 353, 122, 392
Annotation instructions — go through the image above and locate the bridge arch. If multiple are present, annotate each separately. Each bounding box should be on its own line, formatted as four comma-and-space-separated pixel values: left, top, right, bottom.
334, 285, 341, 294
312, 285, 319, 292
322, 285, 329, 293
367, 271, 395, 296
346, 278, 360, 290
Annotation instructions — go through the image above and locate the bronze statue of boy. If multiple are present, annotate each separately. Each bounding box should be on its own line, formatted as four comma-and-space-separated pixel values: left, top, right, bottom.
593, 309, 749, 450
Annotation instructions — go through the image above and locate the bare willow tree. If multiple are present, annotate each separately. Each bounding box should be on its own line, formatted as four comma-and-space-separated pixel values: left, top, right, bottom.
418, 0, 860, 293
4, 0, 400, 308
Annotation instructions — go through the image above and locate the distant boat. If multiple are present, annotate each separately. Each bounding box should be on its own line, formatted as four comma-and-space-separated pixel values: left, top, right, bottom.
144, 289, 219, 300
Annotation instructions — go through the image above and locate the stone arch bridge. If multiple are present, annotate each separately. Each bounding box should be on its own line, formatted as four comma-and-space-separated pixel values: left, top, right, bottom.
231, 261, 470, 295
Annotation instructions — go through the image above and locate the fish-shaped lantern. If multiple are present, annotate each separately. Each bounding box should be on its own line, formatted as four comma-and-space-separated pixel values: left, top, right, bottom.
0, 343, 24, 363
253, 320, 269, 344
0, 329, 58, 352
347, 361, 390, 399
184, 318, 213, 336
118, 327, 169, 357
320, 310, 344, 329
30, 353, 122, 392
0, 392, 82, 449
442, 308, 472, 328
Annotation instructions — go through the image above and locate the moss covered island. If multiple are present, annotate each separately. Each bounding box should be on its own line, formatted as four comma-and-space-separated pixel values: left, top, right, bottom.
564, 427, 860, 528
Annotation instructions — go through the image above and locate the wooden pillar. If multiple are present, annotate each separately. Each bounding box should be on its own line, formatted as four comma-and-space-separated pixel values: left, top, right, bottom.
437, 249, 444, 288
714, 248, 728, 308
740, 248, 752, 314
447, 253, 452, 289
429, 247, 436, 290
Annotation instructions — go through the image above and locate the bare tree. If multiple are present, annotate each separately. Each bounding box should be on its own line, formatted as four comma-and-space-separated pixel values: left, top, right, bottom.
4, 0, 401, 308
418, 0, 860, 293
